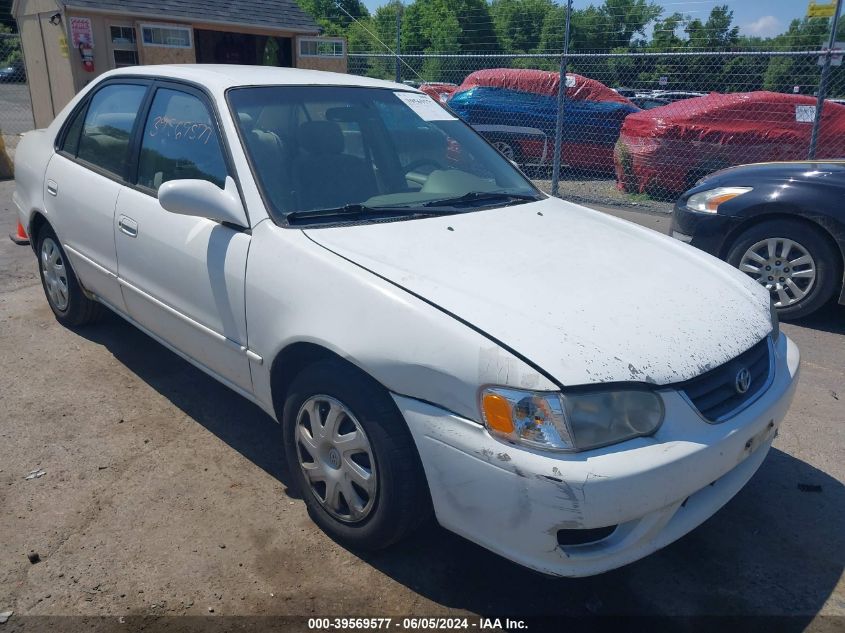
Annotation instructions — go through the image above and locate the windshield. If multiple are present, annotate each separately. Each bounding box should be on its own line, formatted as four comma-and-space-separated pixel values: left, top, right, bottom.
227, 86, 541, 224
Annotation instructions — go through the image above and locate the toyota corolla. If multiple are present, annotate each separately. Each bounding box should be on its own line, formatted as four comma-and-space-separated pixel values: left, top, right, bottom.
13, 65, 800, 577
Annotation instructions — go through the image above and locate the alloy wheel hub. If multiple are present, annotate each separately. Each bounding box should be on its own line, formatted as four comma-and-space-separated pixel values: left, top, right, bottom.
739, 237, 816, 308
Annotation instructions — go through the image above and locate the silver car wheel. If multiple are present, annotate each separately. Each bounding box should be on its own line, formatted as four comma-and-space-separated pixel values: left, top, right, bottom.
41, 237, 69, 311
295, 395, 377, 523
738, 237, 816, 308
492, 141, 515, 160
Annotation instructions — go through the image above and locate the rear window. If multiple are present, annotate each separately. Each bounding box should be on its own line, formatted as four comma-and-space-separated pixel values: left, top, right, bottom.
76, 83, 147, 178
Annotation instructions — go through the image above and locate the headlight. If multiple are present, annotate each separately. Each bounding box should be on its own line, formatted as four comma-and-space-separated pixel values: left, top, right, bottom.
481, 386, 664, 452
686, 187, 752, 213
770, 300, 780, 342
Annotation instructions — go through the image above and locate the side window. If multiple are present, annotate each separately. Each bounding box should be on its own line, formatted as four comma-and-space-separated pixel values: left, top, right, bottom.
77, 84, 147, 177
59, 103, 87, 156
137, 88, 228, 192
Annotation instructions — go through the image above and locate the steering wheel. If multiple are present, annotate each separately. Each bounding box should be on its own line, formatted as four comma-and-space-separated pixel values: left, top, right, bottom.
404, 158, 447, 186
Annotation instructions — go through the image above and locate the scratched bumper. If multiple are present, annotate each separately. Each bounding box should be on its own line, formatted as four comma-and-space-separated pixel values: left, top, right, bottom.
394, 334, 799, 577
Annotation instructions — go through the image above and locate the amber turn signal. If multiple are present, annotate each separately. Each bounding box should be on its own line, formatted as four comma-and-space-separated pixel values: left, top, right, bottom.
481, 392, 514, 433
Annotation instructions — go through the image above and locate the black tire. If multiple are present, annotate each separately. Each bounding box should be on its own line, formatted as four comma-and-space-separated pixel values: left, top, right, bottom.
282, 359, 431, 550
35, 224, 102, 327
727, 219, 841, 320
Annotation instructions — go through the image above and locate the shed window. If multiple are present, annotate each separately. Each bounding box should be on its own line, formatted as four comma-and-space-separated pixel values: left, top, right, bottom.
110, 26, 136, 46
140, 24, 192, 49
113, 50, 139, 67
111, 25, 138, 67
299, 38, 344, 58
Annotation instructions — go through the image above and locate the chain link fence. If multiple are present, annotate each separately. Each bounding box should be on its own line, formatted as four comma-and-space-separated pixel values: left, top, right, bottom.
348, 47, 845, 208
0, 32, 34, 138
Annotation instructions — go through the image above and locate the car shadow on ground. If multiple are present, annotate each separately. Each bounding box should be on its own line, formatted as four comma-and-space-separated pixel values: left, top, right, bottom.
75, 309, 298, 497
787, 302, 845, 336
76, 310, 843, 622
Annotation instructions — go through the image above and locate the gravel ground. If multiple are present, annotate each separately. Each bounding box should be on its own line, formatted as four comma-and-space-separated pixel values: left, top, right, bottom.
533, 171, 676, 214
0, 178, 843, 630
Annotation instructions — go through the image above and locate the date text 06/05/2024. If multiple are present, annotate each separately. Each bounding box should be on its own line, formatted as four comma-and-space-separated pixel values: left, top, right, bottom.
307, 618, 528, 630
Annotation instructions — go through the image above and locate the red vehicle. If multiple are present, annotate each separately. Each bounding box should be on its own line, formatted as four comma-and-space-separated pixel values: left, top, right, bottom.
615, 91, 845, 195
419, 82, 459, 104
448, 69, 638, 172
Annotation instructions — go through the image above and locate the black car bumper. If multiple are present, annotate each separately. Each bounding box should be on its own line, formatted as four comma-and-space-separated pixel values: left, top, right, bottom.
670, 204, 744, 257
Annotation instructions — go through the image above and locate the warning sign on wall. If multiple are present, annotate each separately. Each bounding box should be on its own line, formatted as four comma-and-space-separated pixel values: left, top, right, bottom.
69, 17, 94, 48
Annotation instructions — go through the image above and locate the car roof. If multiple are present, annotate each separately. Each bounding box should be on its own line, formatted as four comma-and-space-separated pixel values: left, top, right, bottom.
97, 64, 418, 95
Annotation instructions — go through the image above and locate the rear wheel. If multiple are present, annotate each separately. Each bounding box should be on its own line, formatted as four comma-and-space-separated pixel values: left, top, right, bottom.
36, 225, 102, 327
727, 219, 840, 320
282, 359, 430, 549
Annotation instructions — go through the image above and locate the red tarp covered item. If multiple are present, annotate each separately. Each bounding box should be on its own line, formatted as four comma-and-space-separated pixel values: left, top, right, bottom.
419, 83, 459, 103
615, 91, 845, 194
458, 68, 635, 106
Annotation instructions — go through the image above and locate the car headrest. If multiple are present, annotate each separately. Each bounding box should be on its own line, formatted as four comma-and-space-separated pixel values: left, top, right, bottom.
238, 112, 255, 132
299, 121, 344, 155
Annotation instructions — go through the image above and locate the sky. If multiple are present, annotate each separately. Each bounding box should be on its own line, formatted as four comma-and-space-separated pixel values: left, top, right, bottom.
359, 0, 815, 39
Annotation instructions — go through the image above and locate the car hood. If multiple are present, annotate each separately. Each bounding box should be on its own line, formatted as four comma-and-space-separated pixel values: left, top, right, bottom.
700, 160, 845, 188
304, 197, 772, 387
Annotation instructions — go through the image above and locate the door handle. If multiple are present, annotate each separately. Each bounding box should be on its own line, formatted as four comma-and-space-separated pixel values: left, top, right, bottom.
46, 180, 58, 196
118, 215, 138, 238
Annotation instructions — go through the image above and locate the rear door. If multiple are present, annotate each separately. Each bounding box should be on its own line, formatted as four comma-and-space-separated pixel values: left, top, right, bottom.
114, 83, 253, 392
45, 81, 150, 311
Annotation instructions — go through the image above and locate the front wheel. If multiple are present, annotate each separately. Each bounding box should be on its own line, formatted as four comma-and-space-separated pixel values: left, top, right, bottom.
727, 219, 840, 320
282, 360, 430, 549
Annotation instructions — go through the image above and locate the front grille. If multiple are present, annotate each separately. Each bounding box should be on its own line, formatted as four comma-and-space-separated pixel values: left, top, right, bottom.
681, 337, 772, 422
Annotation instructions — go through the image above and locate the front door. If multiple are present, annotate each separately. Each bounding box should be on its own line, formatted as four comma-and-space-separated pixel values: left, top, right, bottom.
114, 84, 252, 392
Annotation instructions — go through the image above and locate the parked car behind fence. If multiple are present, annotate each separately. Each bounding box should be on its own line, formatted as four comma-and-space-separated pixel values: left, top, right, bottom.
0, 60, 26, 83
615, 91, 845, 196
448, 68, 639, 173
419, 82, 458, 104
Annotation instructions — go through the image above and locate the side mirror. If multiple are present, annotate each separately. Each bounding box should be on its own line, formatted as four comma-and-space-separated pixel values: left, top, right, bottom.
158, 177, 248, 228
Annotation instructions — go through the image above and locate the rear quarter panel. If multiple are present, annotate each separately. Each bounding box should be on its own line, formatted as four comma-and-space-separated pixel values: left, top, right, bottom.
13, 129, 55, 232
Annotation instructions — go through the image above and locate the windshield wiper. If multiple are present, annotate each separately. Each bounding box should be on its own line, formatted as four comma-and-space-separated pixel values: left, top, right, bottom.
286, 203, 462, 225
422, 191, 541, 208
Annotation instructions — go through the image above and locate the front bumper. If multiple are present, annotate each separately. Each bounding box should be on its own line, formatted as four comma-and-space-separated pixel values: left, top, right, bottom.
395, 334, 799, 577
670, 205, 743, 257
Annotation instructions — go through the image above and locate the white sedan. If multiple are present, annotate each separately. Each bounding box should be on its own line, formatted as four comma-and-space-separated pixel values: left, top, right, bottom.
13, 65, 800, 577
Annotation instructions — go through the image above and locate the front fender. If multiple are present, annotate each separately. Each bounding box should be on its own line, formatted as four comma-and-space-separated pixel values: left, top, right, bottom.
244, 221, 557, 422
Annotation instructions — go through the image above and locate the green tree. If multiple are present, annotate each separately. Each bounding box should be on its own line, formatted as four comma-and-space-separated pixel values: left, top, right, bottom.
490, 0, 554, 53
539, 0, 660, 52
0, 0, 13, 31
600, 0, 661, 48
684, 5, 739, 49
297, 0, 370, 35
651, 12, 684, 50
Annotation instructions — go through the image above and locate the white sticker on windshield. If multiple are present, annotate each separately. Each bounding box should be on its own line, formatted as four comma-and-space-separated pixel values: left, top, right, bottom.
394, 91, 457, 121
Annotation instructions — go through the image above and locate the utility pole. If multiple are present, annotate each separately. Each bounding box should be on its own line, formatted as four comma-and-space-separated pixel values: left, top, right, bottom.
808, 0, 843, 159
551, 0, 573, 197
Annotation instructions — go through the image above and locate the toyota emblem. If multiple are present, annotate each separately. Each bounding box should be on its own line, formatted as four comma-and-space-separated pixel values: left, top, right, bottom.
735, 368, 752, 394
